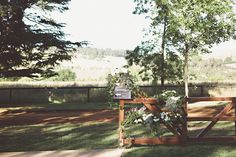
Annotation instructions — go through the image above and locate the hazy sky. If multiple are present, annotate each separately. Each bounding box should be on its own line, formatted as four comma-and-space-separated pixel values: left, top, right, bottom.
54, 0, 148, 50
54, 0, 236, 57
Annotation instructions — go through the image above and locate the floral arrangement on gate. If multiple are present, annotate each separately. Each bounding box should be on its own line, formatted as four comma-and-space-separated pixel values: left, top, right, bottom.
106, 67, 147, 102
122, 90, 185, 136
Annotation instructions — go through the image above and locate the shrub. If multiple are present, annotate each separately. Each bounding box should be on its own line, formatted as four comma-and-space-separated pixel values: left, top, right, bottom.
52, 69, 76, 81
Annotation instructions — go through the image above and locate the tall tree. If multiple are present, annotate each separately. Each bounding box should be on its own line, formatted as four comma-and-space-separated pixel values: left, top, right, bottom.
168, 0, 236, 96
126, 0, 184, 88
0, 0, 85, 78
128, 0, 236, 96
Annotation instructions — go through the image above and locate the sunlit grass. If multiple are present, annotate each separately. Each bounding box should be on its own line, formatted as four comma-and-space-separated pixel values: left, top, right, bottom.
0, 122, 118, 152
0, 102, 119, 112
1, 101, 235, 156
123, 145, 236, 157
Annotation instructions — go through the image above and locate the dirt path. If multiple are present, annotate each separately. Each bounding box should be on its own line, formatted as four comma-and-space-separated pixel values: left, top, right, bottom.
0, 106, 234, 126
0, 109, 119, 126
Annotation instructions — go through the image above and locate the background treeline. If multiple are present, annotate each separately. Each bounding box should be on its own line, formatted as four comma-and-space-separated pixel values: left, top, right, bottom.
76, 47, 127, 58
1, 47, 236, 83
189, 56, 236, 82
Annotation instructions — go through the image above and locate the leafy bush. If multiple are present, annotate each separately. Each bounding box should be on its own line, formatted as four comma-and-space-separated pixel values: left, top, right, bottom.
51, 69, 76, 81
106, 68, 147, 102
123, 90, 185, 136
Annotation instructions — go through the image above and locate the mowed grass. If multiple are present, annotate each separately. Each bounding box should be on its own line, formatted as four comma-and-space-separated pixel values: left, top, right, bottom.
1, 101, 236, 157
122, 145, 236, 157
0, 122, 118, 152
0, 102, 119, 151
0, 102, 119, 112
122, 101, 236, 157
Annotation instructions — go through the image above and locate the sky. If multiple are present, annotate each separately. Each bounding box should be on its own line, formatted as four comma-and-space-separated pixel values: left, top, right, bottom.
54, 0, 236, 57
54, 0, 148, 50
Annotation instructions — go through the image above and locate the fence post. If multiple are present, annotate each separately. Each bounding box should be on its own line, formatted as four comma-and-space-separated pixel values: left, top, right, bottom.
119, 99, 125, 146
234, 100, 236, 135
87, 87, 90, 103
200, 85, 204, 96
182, 97, 188, 144
9, 88, 12, 106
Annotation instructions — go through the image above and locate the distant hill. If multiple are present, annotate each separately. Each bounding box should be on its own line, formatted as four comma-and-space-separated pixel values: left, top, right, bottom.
75, 47, 127, 58
204, 40, 236, 59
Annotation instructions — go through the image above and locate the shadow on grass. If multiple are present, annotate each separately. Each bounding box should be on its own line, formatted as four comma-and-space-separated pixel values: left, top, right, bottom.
122, 121, 236, 157
188, 121, 235, 137
122, 144, 236, 157
0, 102, 119, 111
0, 122, 118, 152
121, 119, 236, 157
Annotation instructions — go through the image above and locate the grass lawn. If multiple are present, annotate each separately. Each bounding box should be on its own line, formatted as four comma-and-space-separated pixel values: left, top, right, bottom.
122, 145, 236, 157
1, 101, 235, 157
0, 100, 229, 112
0, 102, 119, 112
0, 122, 118, 152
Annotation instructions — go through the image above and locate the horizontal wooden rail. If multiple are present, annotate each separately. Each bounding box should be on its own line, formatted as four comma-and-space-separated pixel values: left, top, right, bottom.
188, 136, 236, 142
123, 137, 182, 145
119, 97, 236, 146
123, 136, 236, 145
188, 116, 236, 121
187, 97, 236, 102
123, 98, 157, 104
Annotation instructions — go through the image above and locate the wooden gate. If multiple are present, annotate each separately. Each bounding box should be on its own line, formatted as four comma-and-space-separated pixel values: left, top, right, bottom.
119, 97, 236, 146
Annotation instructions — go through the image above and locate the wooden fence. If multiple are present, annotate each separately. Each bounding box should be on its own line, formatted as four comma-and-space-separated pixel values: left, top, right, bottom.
0, 83, 236, 105
119, 97, 236, 146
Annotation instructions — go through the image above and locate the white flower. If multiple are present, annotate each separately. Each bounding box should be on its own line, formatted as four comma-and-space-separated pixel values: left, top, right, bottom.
143, 113, 153, 124
111, 68, 119, 76
134, 119, 143, 124
165, 96, 181, 112
153, 118, 160, 122
120, 68, 128, 74
164, 116, 170, 122
166, 97, 179, 106
138, 106, 146, 115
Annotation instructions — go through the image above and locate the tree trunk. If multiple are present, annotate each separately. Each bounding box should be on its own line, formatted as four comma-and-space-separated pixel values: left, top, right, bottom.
184, 44, 189, 97
160, 15, 167, 90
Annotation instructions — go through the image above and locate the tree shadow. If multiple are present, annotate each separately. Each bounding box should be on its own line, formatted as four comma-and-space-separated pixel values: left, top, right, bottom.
122, 144, 236, 157
0, 122, 119, 152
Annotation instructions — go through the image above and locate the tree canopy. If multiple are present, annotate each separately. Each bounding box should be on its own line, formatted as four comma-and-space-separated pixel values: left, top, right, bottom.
0, 0, 85, 78
126, 0, 184, 86
127, 0, 236, 95
169, 0, 236, 96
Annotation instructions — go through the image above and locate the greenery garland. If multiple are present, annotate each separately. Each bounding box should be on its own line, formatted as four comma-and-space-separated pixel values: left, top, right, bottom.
123, 90, 185, 136
106, 68, 147, 103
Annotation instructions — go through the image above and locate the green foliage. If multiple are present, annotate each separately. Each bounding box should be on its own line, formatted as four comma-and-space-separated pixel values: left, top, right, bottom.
51, 69, 76, 81
106, 69, 147, 102
0, 0, 86, 78
126, 48, 184, 83
123, 90, 184, 136
167, 0, 236, 54
131, 0, 236, 96
126, 0, 185, 85
77, 47, 126, 58
0, 77, 20, 82
122, 108, 143, 127
154, 90, 178, 106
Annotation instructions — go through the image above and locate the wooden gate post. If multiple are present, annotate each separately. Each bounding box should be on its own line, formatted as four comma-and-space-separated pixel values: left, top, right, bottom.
119, 99, 125, 146
182, 97, 188, 144
234, 100, 236, 135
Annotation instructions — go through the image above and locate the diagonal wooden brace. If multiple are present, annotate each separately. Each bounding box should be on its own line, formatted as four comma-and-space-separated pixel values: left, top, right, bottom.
143, 103, 180, 136
197, 102, 234, 138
